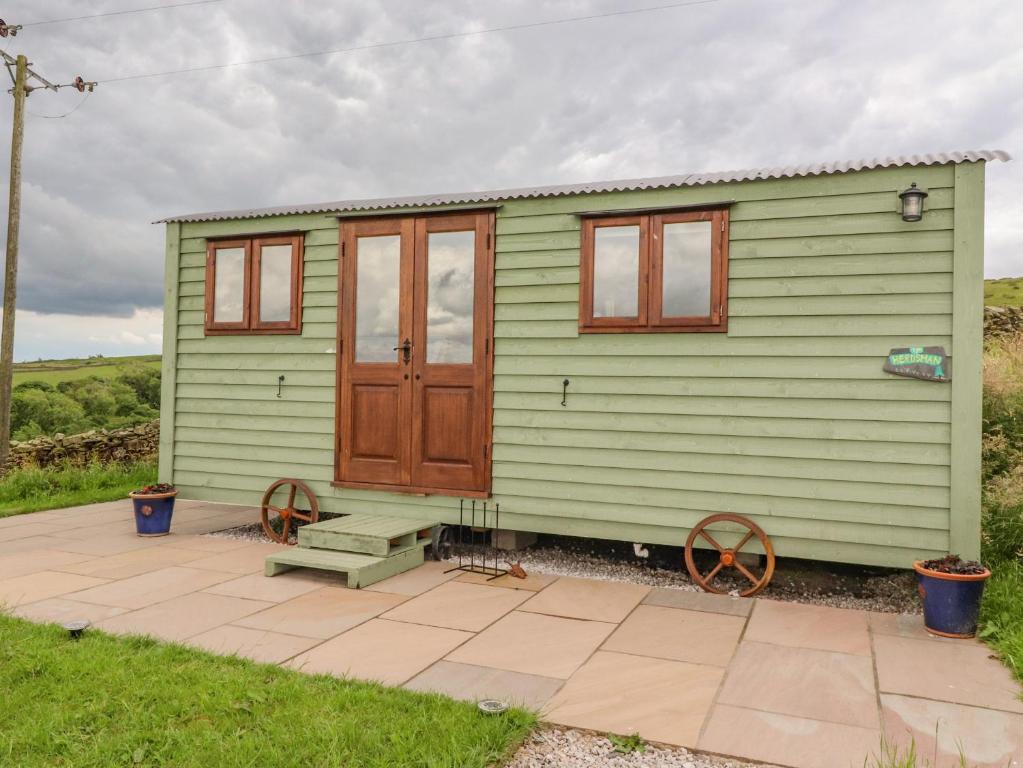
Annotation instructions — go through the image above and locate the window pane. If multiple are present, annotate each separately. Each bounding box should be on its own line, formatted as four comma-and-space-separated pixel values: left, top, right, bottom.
662, 220, 712, 317
213, 247, 245, 323
593, 225, 639, 318
258, 244, 294, 322
355, 235, 401, 362
427, 231, 475, 364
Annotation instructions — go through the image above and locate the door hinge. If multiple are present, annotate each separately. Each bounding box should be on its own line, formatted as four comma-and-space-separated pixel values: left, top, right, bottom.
485, 337, 489, 355
486, 232, 491, 250
483, 444, 488, 460
340, 241, 346, 258
720, 219, 725, 232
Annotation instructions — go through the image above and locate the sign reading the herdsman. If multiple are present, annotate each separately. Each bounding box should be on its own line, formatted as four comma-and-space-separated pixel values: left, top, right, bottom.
883, 346, 951, 382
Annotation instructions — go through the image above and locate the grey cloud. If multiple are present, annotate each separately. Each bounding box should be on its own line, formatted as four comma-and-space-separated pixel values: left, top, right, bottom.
0, 0, 1020, 319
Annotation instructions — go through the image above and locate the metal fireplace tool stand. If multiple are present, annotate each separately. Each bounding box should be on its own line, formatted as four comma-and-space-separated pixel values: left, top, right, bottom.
444, 499, 508, 580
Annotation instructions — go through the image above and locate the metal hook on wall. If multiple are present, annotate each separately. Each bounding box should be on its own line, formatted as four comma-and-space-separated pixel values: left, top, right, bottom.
277, 375, 285, 398
561, 378, 569, 407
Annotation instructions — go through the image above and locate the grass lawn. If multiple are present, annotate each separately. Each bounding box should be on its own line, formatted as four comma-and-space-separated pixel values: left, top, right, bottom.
12, 354, 161, 386
0, 460, 157, 518
984, 277, 1023, 308
0, 614, 534, 768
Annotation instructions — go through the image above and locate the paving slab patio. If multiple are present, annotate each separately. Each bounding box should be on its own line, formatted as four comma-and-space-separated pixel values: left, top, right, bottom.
1, 499, 1021, 768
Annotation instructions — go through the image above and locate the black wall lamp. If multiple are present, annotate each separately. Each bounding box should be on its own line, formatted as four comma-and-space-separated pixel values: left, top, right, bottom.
899, 183, 928, 222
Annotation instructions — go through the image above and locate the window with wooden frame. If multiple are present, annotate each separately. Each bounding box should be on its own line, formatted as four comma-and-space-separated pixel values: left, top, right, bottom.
579, 207, 729, 333
204, 234, 304, 335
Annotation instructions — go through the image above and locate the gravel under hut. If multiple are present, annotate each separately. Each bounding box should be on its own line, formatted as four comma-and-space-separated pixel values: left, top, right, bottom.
476, 535, 921, 614
207, 526, 920, 614
505, 728, 775, 768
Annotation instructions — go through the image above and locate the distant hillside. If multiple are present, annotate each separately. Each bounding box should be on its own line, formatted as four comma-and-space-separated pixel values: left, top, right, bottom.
13, 354, 161, 386
986, 277, 1023, 308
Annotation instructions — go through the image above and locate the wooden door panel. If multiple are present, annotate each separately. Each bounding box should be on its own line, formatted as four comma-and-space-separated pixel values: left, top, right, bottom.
410, 213, 492, 492
336, 211, 494, 495
337, 218, 413, 487
351, 385, 401, 460
421, 385, 475, 463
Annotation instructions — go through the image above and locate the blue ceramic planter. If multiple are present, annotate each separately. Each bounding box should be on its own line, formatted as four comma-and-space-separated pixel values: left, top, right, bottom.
914, 561, 990, 638
131, 491, 178, 536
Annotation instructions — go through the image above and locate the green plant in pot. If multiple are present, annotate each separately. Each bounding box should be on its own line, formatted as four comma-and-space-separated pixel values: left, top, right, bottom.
913, 554, 991, 638
129, 482, 178, 537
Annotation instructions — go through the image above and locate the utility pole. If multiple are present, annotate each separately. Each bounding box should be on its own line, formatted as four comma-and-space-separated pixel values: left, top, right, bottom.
0, 53, 25, 469
0, 27, 95, 468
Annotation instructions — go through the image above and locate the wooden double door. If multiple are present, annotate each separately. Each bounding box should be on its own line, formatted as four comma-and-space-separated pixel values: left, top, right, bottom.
336, 212, 494, 495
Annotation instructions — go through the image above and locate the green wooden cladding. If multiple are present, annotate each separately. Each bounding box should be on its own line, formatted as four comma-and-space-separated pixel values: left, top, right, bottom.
161, 161, 987, 568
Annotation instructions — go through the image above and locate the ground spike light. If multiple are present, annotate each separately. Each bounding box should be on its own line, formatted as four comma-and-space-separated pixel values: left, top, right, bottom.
62, 620, 90, 640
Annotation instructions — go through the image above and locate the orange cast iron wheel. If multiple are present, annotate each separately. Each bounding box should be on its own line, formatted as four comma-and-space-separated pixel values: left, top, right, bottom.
260, 478, 320, 545
684, 513, 775, 597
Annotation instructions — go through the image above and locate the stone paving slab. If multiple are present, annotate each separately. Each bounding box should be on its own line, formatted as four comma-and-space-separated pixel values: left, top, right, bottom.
405, 660, 564, 710
381, 580, 532, 632
545, 650, 724, 747
233, 585, 407, 639
881, 693, 1023, 768
698, 704, 882, 768
718, 641, 879, 730
874, 633, 1023, 714
446, 610, 616, 679
1, 499, 1022, 768
603, 604, 745, 667
188, 624, 323, 664
287, 618, 472, 685
0, 570, 109, 607
13, 596, 128, 625
642, 586, 754, 617
745, 599, 872, 656
454, 569, 558, 591
96, 592, 274, 643
518, 575, 649, 623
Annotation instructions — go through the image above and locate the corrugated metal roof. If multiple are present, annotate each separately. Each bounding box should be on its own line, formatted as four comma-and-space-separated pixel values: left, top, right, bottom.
158, 149, 1010, 224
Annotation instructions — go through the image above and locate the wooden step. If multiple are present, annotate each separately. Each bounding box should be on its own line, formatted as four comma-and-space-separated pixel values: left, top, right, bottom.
264, 545, 425, 588
299, 513, 438, 557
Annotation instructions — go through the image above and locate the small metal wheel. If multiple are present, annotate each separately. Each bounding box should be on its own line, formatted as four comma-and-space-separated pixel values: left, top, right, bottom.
431, 524, 455, 561
260, 478, 319, 545
684, 513, 775, 597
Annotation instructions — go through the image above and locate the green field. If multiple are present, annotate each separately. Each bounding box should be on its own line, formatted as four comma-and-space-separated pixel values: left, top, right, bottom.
985, 277, 1023, 307
13, 354, 161, 386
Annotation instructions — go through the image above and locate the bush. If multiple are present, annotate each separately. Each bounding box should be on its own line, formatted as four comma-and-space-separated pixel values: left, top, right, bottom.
979, 334, 1023, 683
10, 386, 88, 439
117, 363, 161, 409
11, 367, 160, 439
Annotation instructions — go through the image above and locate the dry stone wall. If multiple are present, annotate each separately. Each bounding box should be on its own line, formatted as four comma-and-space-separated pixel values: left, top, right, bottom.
986, 306, 1023, 339
1, 420, 159, 477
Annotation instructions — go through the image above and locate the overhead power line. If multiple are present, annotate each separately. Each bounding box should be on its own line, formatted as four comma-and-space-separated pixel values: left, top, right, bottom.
21, 0, 224, 28
98, 0, 725, 84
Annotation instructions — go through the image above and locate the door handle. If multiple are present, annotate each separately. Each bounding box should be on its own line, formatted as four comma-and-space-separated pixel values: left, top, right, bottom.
393, 338, 412, 364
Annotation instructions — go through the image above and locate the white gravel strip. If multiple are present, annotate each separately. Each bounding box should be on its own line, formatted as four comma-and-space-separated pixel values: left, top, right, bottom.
205, 525, 919, 613
495, 544, 919, 614
505, 728, 776, 768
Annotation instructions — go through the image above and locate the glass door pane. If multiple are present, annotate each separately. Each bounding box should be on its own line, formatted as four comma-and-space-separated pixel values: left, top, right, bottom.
426, 230, 475, 364
355, 235, 401, 362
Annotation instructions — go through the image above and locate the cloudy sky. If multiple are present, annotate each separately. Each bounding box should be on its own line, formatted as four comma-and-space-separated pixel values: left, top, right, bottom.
0, 0, 1019, 361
